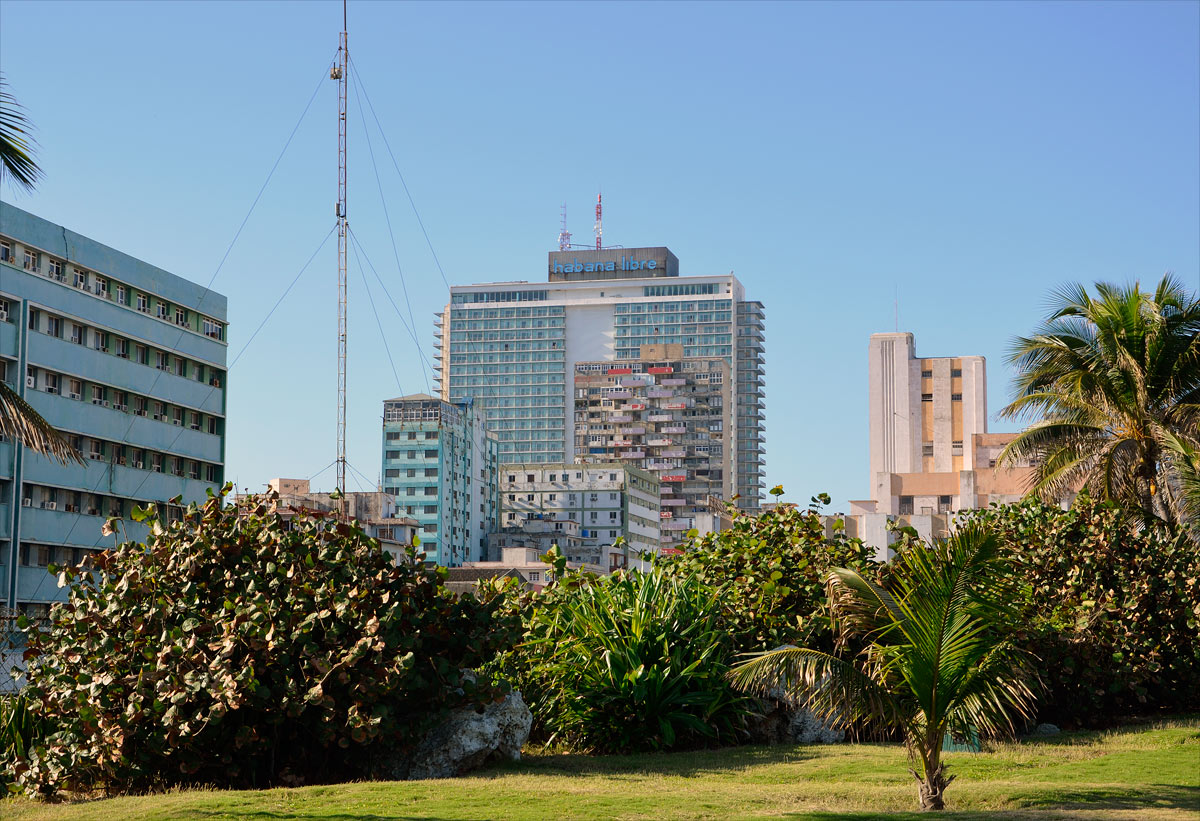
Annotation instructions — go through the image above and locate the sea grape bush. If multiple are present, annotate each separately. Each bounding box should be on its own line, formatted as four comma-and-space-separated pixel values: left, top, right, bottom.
658, 488, 878, 655
7, 487, 520, 796
961, 495, 1200, 725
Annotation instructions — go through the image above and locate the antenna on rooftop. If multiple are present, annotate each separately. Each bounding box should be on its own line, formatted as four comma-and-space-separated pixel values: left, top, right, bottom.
558, 203, 572, 251
332, 0, 349, 517
594, 192, 602, 250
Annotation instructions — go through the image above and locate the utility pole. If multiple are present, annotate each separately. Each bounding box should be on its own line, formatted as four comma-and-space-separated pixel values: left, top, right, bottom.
333, 0, 348, 516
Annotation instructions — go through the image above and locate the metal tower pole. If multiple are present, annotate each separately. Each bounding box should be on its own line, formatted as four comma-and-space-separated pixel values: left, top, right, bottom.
335, 3, 348, 516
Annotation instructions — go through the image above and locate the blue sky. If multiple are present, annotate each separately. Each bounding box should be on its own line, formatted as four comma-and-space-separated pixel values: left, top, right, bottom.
1, 0, 1197, 509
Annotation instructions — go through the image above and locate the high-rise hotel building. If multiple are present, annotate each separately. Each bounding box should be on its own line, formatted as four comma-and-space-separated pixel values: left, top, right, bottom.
434, 246, 765, 510
1, 203, 228, 614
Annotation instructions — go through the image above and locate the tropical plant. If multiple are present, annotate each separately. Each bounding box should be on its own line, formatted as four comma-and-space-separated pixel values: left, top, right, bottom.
999, 275, 1200, 528
6, 488, 521, 797
962, 495, 1200, 725
0, 72, 42, 192
730, 525, 1037, 812
0, 692, 46, 792
500, 555, 749, 753
658, 488, 878, 656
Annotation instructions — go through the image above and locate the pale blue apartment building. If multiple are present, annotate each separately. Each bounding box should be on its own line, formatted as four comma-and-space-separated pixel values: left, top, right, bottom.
0, 203, 227, 615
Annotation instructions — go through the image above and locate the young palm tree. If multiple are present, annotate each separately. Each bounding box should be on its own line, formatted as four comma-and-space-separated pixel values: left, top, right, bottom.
999, 275, 1200, 528
0, 73, 42, 192
730, 526, 1037, 812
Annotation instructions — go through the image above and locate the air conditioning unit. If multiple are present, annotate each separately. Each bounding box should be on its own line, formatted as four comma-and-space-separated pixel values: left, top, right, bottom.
22, 498, 32, 507
41, 501, 57, 510
0, 309, 8, 322
172, 419, 181, 426
190, 424, 200, 431
86, 508, 99, 516
152, 414, 164, 421
68, 392, 81, 400
152, 465, 162, 473
91, 398, 103, 405
114, 404, 127, 412
26, 376, 36, 388
64, 504, 77, 513
133, 461, 144, 469
135, 409, 147, 417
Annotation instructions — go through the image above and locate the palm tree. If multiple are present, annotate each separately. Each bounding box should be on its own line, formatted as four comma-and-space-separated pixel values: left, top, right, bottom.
730, 526, 1037, 812
0, 73, 42, 192
998, 275, 1200, 529
1, 74, 81, 464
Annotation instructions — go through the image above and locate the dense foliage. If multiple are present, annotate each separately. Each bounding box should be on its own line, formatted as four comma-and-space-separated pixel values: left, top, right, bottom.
999, 275, 1200, 529
962, 496, 1200, 726
498, 557, 748, 753
658, 489, 878, 655
7, 488, 520, 797
732, 525, 1037, 812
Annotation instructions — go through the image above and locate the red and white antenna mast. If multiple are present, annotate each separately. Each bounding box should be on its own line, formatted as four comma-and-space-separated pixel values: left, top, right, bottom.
594, 193, 602, 250
332, 0, 348, 515
557, 203, 572, 251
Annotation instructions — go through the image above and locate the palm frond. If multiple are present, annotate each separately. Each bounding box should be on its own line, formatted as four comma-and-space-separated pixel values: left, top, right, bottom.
0, 74, 42, 192
0, 382, 85, 464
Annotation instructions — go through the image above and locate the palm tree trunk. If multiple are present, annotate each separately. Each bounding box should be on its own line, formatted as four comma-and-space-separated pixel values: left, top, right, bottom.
913, 737, 955, 811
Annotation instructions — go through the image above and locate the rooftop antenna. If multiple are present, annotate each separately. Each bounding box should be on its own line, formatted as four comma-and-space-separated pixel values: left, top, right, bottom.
332, 0, 349, 517
557, 202, 572, 251
594, 192, 602, 250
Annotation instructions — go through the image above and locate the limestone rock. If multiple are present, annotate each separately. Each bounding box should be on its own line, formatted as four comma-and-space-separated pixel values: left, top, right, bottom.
1036, 722, 1061, 736
400, 691, 533, 780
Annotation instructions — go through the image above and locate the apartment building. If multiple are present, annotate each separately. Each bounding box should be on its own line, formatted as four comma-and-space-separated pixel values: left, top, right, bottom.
0, 203, 227, 614
499, 462, 660, 561
848, 332, 1035, 557
434, 245, 766, 510
573, 344, 731, 548
380, 394, 498, 566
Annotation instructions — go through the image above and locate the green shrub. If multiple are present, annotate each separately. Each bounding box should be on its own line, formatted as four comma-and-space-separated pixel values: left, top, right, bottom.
658, 489, 878, 655
502, 558, 748, 753
1, 692, 46, 792
962, 495, 1200, 726
7, 488, 520, 796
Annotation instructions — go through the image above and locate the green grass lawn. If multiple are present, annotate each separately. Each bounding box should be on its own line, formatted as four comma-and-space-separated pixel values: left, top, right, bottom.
5, 719, 1198, 820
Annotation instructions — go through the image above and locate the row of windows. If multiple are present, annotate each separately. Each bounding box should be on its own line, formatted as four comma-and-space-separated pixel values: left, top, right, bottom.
1, 238, 225, 340
920, 393, 964, 402
615, 300, 730, 314
920, 368, 964, 378
450, 305, 563, 319
643, 283, 721, 297
451, 290, 549, 304
59, 431, 221, 480
448, 318, 564, 331
383, 430, 441, 441
17, 303, 225, 388
16, 363, 223, 436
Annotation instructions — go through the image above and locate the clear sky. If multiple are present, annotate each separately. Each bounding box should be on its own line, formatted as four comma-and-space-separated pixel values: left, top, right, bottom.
1, 0, 1197, 510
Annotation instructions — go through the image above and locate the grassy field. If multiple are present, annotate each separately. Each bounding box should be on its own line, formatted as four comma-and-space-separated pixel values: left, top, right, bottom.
4, 719, 1198, 820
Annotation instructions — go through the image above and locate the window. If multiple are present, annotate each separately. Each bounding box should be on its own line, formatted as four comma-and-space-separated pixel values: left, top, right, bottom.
90, 385, 107, 405
423, 505, 437, 514
425, 431, 437, 440
70, 324, 84, 345
95, 277, 108, 298
157, 301, 170, 320
173, 407, 184, 427
0, 241, 10, 262
938, 495, 952, 513
406, 468, 416, 477
528, 571, 540, 582
193, 364, 205, 382
424, 487, 437, 496
921, 393, 933, 402
207, 417, 221, 435
425, 449, 438, 458
47, 259, 62, 279
207, 464, 220, 483
175, 307, 187, 327
93, 331, 107, 352
921, 369, 932, 378
136, 345, 149, 365
174, 358, 186, 377
507, 475, 515, 483
526, 474, 534, 483
406, 487, 416, 496
407, 450, 417, 459
899, 496, 914, 515
202, 318, 223, 340
190, 412, 201, 431
951, 369, 962, 378
71, 268, 88, 289
27, 309, 39, 330
155, 351, 169, 371
408, 431, 417, 440
45, 316, 61, 337
68, 379, 83, 399
44, 373, 59, 395
151, 453, 163, 472
23, 249, 38, 271
922, 443, 934, 457
89, 440, 105, 460
386, 432, 400, 441
951, 393, 962, 401
424, 468, 438, 477
189, 461, 201, 480
113, 391, 128, 412
385, 469, 400, 478
115, 284, 127, 305
136, 293, 149, 313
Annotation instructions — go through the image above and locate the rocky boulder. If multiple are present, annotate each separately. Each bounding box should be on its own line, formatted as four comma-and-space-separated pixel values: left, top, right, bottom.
382, 691, 533, 781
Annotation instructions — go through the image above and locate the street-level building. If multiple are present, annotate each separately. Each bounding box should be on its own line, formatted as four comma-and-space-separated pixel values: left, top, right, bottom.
381, 394, 498, 566
499, 462, 660, 561
573, 344, 731, 548
434, 245, 765, 510
0, 203, 228, 615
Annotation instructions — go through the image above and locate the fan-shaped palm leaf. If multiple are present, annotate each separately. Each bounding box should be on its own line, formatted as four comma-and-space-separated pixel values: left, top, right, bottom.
0, 382, 84, 465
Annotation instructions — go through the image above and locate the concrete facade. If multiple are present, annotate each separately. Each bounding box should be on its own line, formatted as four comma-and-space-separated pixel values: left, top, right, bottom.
499, 462, 660, 561
435, 246, 766, 510
381, 394, 499, 566
1, 203, 228, 615
573, 346, 731, 549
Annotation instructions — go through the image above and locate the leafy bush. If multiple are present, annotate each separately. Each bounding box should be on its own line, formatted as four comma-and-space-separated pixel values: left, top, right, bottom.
501, 558, 748, 753
7, 488, 520, 796
658, 489, 878, 655
962, 495, 1200, 726
1, 693, 45, 792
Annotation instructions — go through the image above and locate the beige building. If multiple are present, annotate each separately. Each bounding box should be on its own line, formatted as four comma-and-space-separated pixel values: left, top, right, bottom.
849, 334, 1035, 557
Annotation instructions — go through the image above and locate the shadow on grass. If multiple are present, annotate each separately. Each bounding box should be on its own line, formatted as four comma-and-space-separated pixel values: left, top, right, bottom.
498, 743, 826, 778
181, 815, 452, 821
1017, 784, 1200, 811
